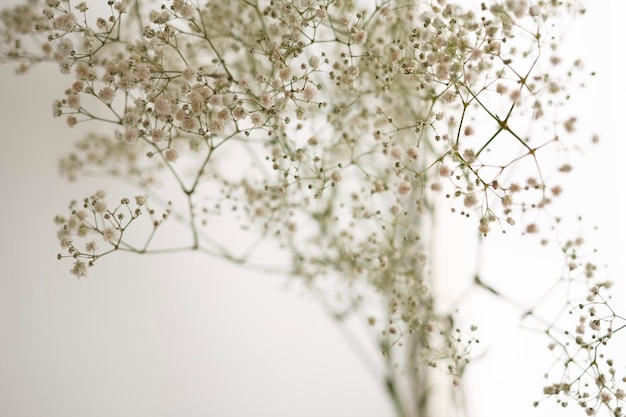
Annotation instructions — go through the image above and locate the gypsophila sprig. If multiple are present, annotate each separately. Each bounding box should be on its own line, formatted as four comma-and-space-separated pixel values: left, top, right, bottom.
3, 1, 620, 416
528, 225, 626, 417
56, 191, 171, 277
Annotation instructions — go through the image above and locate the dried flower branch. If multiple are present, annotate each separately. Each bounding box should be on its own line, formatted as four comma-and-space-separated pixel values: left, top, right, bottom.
2, 1, 621, 416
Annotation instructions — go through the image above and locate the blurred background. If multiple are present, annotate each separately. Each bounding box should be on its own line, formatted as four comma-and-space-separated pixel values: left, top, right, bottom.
0, 1, 624, 416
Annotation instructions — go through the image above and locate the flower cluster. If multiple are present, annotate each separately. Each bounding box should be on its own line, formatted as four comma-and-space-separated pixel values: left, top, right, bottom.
533, 230, 626, 416
2, 0, 614, 416
55, 191, 169, 277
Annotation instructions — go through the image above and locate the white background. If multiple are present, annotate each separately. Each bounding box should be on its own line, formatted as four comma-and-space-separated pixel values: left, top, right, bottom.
1, 1, 624, 416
